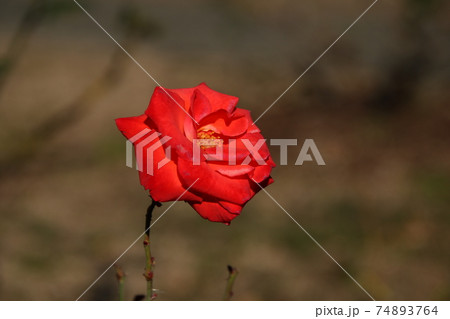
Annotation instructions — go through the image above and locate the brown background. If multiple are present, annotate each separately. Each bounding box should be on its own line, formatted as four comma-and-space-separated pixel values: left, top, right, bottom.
0, 0, 449, 300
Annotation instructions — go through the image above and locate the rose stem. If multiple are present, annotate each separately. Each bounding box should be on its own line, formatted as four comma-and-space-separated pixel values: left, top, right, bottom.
223, 265, 239, 301
143, 198, 161, 301
114, 264, 125, 301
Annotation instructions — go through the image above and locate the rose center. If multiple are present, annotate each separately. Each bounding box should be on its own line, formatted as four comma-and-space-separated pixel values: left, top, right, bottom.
196, 130, 222, 149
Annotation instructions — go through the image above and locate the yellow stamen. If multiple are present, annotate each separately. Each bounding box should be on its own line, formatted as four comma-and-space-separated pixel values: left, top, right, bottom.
196, 130, 222, 149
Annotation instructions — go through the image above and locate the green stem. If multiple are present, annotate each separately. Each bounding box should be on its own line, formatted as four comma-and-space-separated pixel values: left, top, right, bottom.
223, 265, 239, 301
114, 264, 125, 301
143, 234, 153, 301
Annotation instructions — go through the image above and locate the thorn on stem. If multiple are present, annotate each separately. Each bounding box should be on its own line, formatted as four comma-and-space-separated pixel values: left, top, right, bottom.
223, 265, 238, 301
143, 270, 153, 281
227, 265, 238, 276
114, 264, 125, 281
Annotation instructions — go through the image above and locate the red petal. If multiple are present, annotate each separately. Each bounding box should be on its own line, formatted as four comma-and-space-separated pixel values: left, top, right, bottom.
190, 89, 212, 122
250, 164, 273, 183
233, 108, 260, 133
115, 114, 201, 202
167, 83, 238, 114
115, 114, 152, 140
219, 201, 243, 215
208, 163, 255, 177
177, 157, 255, 205
183, 115, 196, 141
189, 201, 239, 224
145, 87, 194, 160
195, 83, 238, 114
165, 87, 195, 110
250, 175, 275, 194
139, 160, 202, 203
199, 110, 248, 137
249, 154, 276, 183
202, 132, 270, 165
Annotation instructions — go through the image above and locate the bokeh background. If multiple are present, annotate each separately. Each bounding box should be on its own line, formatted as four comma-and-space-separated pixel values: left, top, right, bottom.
0, 0, 449, 301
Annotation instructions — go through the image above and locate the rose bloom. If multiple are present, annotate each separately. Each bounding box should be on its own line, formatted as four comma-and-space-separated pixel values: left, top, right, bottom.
116, 83, 274, 224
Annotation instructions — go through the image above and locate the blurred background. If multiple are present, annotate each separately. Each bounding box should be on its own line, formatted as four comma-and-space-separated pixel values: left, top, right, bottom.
0, 0, 449, 300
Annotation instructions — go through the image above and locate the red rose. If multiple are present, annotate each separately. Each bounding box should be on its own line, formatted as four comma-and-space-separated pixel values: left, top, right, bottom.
116, 83, 275, 224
